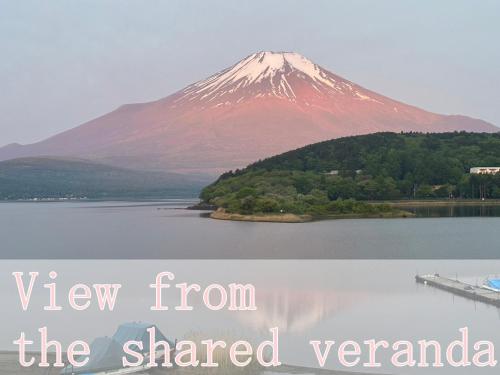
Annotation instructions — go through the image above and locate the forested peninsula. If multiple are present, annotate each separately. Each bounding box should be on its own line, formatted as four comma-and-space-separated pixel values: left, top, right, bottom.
200, 132, 500, 220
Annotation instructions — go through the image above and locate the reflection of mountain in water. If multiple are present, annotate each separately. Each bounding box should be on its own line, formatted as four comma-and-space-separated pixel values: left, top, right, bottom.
238, 289, 366, 334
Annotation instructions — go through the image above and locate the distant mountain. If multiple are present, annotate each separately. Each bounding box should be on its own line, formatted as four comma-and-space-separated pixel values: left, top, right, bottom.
0, 157, 211, 199
0, 51, 496, 175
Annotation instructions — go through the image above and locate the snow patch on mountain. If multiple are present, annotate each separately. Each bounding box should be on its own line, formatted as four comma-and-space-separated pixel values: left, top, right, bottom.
176, 51, 381, 105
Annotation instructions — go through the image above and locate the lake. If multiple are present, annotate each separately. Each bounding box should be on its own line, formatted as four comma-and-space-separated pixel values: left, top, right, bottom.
1, 260, 500, 375
0, 200, 499, 258
1, 201, 500, 374
405, 203, 500, 218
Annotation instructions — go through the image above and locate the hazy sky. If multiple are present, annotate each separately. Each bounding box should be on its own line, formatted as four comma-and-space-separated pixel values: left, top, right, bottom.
1, 0, 499, 146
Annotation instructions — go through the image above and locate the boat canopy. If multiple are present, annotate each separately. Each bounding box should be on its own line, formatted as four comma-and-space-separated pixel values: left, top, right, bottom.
487, 279, 500, 291
112, 322, 175, 353
61, 322, 173, 374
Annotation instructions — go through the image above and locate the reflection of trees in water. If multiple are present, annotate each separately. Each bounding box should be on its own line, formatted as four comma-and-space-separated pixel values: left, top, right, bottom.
237, 289, 366, 334
409, 205, 500, 217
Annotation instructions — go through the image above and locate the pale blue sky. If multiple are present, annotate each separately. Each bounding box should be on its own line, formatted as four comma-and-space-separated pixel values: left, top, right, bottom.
1, 0, 499, 146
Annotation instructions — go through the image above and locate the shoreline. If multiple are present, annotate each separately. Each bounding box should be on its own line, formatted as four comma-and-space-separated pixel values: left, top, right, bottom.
210, 208, 413, 223
387, 199, 500, 207
210, 209, 313, 223
204, 199, 500, 223
0, 352, 383, 375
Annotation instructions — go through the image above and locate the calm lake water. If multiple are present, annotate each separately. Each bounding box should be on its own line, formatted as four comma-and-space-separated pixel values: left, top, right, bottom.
1, 201, 500, 374
408, 204, 500, 217
1, 260, 500, 375
0, 200, 499, 258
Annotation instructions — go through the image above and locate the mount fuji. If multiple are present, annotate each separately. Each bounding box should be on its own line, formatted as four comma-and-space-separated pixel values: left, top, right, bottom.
1, 51, 496, 174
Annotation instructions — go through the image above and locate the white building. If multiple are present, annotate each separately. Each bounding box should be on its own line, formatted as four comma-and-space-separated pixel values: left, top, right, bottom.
326, 170, 339, 175
470, 167, 500, 175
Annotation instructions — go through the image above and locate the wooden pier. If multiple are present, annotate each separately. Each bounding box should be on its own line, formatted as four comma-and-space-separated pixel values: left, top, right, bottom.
416, 274, 500, 307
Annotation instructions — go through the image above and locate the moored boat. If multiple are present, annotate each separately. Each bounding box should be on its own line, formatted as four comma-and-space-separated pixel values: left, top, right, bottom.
61, 322, 175, 375
482, 278, 500, 292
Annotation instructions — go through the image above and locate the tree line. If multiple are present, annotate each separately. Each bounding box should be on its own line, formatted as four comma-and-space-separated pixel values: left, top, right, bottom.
201, 132, 500, 215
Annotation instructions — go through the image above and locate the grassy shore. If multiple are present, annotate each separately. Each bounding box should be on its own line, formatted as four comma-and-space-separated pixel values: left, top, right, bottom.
204, 199, 500, 223
203, 199, 500, 223
210, 207, 413, 223
312, 209, 414, 220
211, 209, 313, 223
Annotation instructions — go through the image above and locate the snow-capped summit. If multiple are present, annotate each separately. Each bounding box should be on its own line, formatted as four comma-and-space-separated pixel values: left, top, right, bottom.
0, 51, 496, 174
178, 51, 379, 104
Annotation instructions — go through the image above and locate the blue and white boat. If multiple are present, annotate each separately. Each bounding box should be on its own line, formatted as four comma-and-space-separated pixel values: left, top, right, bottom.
483, 278, 500, 292
61, 322, 175, 375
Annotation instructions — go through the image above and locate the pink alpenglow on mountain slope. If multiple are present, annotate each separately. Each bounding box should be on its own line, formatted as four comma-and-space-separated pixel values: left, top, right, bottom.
0, 52, 496, 174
